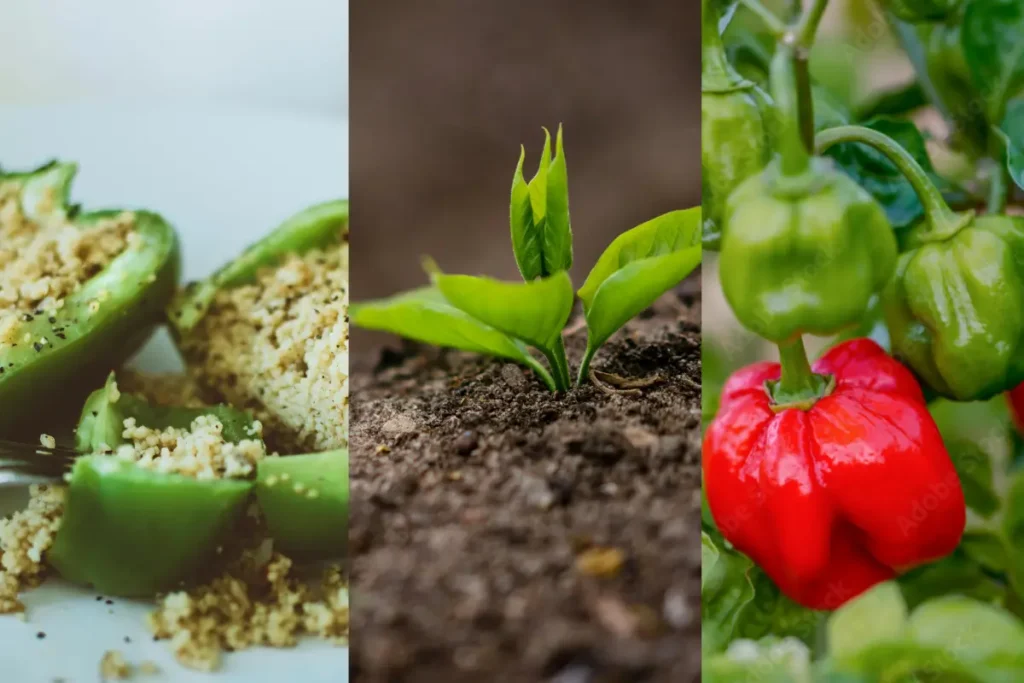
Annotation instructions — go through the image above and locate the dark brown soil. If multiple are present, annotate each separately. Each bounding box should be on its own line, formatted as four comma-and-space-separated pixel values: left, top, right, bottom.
349, 279, 702, 683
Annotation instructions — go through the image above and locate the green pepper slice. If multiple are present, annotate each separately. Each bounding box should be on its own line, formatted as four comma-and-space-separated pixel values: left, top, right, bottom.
48, 374, 257, 597
0, 161, 179, 435
255, 449, 347, 561
169, 199, 348, 336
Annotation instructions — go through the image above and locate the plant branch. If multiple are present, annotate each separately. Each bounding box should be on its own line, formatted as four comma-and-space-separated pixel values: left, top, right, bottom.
771, 43, 812, 177
815, 125, 969, 240
793, 0, 830, 49
524, 356, 558, 392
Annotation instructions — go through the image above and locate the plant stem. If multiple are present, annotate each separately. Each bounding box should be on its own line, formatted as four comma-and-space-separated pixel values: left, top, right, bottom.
542, 347, 569, 392
776, 337, 817, 397
815, 125, 971, 240
703, 0, 746, 90
770, 43, 811, 178
738, 0, 786, 37
552, 336, 572, 390
524, 356, 558, 392
988, 159, 1009, 215
576, 345, 597, 388
793, 0, 830, 49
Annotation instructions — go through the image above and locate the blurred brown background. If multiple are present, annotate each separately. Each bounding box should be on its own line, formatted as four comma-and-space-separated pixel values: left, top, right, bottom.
351, 0, 699, 354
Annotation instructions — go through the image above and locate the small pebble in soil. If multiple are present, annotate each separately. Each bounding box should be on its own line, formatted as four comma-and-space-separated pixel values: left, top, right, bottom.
575, 547, 625, 578
501, 363, 528, 389
454, 430, 478, 456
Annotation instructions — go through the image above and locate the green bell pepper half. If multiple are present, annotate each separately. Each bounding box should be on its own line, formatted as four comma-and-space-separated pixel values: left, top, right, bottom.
0, 161, 179, 436
48, 373, 258, 597
255, 449, 348, 561
169, 199, 348, 337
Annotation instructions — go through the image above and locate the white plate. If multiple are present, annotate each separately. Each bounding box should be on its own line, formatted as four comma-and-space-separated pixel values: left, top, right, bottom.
0, 103, 348, 682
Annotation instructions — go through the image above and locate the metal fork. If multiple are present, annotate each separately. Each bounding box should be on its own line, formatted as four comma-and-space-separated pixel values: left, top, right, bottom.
0, 439, 78, 487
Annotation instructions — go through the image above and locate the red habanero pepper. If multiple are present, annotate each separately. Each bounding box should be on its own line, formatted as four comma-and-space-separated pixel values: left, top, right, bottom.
1008, 383, 1024, 434
703, 338, 965, 610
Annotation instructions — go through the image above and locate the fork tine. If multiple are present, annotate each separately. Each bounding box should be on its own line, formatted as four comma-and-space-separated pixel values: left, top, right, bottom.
0, 438, 78, 488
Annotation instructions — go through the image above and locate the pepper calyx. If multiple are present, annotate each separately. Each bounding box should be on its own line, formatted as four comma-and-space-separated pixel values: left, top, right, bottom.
766, 372, 836, 412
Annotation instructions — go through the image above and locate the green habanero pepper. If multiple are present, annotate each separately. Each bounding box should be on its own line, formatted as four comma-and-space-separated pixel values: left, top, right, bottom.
256, 449, 348, 561
0, 162, 179, 435
48, 374, 256, 597
719, 47, 897, 344
701, 0, 773, 251
884, 0, 961, 23
817, 125, 1024, 401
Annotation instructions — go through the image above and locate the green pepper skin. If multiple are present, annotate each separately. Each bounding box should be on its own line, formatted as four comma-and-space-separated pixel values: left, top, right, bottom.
885, 0, 961, 23
169, 199, 348, 337
49, 374, 259, 597
701, 0, 772, 251
0, 162, 179, 436
76, 373, 258, 451
883, 214, 1024, 401
719, 158, 898, 343
48, 456, 252, 597
256, 450, 347, 561
702, 85, 774, 251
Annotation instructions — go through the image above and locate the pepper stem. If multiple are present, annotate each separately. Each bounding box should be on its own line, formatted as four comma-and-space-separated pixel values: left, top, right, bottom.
769, 337, 833, 409
702, 0, 743, 91
771, 42, 811, 179
815, 125, 969, 240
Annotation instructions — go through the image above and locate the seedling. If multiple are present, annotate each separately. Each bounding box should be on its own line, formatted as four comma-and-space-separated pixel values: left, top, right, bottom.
351, 127, 702, 391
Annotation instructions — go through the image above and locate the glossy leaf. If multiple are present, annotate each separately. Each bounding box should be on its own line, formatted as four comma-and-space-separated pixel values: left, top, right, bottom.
824, 117, 964, 233
350, 287, 535, 365
509, 127, 572, 281
963, 0, 1024, 124
435, 270, 574, 351
701, 532, 756, 655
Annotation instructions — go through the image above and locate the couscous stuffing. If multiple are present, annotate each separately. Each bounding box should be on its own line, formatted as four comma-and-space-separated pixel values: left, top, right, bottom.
113, 415, 267, 480
182, 244, 349, 453
148, 542, 348, 671
0, 485, 65, 614
99, 649, 131, 680
116, 370, 209, 409
0, 179, 134, 325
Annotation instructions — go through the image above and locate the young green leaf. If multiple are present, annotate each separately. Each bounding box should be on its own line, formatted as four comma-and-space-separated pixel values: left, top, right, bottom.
434, 270, 574, 352
576, 208, 702, 382
350, 286, 554, 389
543, 125, 572, 275
963, 0, 1024, 125
509, 127, 572, 281
578, 207, 701, 308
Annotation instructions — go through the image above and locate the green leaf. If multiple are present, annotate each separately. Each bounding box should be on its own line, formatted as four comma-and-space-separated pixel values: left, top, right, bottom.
434, 271, 574, 352
963, 0, 1024, 125
828, 582, 909, 663
824, 117, 964, 233
702, 532, 756, 655
997, 96, 1024, 192
350, 286, 536, 365
898, 553, 1008, 610
544, 125, 572, 275
704, 637, 814, 683
947, 440, 1001, 518
907, 596, 1024, 665
578, 207, 702, 310
735, 568, 823, 647
509, 127, 572, 281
